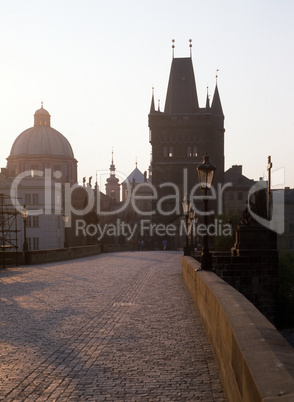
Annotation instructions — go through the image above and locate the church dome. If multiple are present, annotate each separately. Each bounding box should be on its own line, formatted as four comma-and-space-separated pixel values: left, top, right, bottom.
9, 104, 74, 158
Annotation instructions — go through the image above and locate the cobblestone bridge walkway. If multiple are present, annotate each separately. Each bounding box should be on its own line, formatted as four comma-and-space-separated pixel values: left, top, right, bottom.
0, 251, 225, 401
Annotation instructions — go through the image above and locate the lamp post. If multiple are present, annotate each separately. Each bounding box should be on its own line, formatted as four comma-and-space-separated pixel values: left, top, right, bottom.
197, 154, 216, 270
62, 214, 69, 248
21, 205, 29, 264
182, 195, 191, 256
189, 209, 195, 255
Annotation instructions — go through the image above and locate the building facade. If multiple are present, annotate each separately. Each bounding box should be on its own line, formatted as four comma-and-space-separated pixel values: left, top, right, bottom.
1, 104, 78, 251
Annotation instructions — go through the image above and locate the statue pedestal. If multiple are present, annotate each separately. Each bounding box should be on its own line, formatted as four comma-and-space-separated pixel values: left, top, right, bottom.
231, 224, 277, 256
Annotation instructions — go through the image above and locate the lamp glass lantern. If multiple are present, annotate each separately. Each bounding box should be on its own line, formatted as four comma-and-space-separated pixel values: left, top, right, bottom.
182, 195, 190, 215
197, 154, 216, 191
21, 205, 28, 220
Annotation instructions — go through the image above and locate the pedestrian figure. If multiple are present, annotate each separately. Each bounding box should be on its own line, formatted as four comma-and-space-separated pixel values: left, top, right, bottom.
162, 239, 167, 250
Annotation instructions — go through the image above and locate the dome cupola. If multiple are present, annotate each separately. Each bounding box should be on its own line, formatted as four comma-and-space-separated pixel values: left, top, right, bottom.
6, 104, 77, 183
34, 102, 51, 127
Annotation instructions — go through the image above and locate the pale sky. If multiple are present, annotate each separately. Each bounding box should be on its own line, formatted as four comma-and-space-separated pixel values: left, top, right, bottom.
0, 0, 293, 190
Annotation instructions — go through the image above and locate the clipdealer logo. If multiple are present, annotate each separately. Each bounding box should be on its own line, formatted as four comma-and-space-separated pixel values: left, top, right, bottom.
9, 166, 285, 238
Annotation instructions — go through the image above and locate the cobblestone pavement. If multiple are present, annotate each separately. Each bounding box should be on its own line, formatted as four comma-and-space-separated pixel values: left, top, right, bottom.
0, 251, 225, 401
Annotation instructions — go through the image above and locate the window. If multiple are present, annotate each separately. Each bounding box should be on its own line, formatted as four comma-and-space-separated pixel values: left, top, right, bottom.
290, 223, 294, 233
33, 238, 39, 250
31, 165, 39, 177
54, 165, 61, 175
25, 194, 31, 205
163, 146, 173, 157
27, 216, 39, 228
111, 189, 115, 199
238, 192, 243, 201
27, 238, 39, 250
229, 192, 234, 201
32, 194, 39, 204
187, 146, 197, 157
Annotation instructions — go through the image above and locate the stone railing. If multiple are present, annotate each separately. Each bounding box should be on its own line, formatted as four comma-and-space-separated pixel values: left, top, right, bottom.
182, 256, 294, 402
0, 244, 132, 266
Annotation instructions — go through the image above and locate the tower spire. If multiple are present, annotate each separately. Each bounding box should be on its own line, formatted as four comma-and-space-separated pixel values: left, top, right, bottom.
206, 86, 210, 109
189, 39, 192, 58
110, 148, 116, 176
150, 87, 155, 113
211, 81, 223, 116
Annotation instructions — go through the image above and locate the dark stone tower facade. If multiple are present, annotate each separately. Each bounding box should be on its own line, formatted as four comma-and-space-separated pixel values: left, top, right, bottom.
148, 56, 225, 245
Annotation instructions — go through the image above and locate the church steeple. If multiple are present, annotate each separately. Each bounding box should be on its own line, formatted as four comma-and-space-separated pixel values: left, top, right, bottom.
211, 84, 223, 116
105, 150, 120, 202
110, 149, 116, 176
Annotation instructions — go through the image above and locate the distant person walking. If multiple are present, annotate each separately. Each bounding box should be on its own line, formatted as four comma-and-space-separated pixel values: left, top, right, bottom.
162, 239, 167, 251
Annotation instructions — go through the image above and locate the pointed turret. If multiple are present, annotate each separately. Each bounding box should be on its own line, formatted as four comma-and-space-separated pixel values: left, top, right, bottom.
211, 84, 223, 116
150, 88, 155, 114
205, 87, 210, 110
164, 57, 199, 114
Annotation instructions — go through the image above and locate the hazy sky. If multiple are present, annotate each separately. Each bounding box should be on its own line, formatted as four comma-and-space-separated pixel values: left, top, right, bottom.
0, 0, 293, 190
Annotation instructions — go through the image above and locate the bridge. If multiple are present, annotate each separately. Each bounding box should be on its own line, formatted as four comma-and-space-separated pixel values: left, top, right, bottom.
0, 251, 293, 401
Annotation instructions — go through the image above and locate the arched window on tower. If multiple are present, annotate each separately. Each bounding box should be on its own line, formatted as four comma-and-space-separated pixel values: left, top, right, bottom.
193, 146, 197, 157
187, 146, 192, 157
168, 146, 173, 157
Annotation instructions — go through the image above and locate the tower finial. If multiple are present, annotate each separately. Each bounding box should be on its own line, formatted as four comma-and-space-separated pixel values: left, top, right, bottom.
189, 39, 192, 57
135, 157, 138, 168
111, 146, 114, 164
41, 101, 43, 109
158, 98, 160, 112
172, 39, 175, 58
216, 69, 219, 84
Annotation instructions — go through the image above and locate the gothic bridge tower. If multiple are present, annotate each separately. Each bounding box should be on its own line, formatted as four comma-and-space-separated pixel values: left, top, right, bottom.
148, 45, 225, 241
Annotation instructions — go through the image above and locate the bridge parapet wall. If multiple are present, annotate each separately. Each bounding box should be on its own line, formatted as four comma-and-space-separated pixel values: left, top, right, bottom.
0, 244, 131, 266
182, 256, 294, 402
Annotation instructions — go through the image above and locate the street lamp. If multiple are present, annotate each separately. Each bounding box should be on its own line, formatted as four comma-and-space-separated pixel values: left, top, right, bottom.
197, 154, 216, 270
21, 205, 29, 264
182, 194, 191, 256
62, 214, 69, 248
